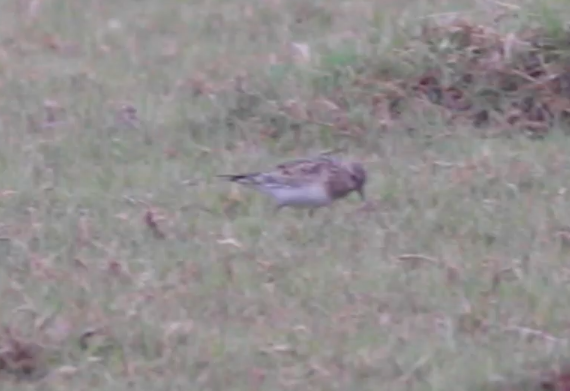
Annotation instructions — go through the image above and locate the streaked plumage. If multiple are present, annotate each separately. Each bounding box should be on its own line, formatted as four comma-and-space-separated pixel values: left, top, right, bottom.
218, 155, 367, 215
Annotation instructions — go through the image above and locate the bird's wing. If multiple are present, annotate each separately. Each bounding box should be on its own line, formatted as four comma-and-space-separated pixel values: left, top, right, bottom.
275, 155, 339, 176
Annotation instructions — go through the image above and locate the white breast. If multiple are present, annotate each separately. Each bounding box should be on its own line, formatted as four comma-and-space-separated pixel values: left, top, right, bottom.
264, 183, 330, 208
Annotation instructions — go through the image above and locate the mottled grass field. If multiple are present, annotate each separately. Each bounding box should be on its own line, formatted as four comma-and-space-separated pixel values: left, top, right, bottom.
1, 0, 570, 390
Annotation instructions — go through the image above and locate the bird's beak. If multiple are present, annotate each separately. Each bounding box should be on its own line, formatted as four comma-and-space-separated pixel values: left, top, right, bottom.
357, 187, 365, 201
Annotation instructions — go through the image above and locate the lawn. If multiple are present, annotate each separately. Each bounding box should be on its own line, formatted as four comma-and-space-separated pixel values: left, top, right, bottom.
1, 0, 570, 390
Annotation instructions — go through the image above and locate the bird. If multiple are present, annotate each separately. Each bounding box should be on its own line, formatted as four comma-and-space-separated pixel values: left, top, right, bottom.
218, 155, 367, 216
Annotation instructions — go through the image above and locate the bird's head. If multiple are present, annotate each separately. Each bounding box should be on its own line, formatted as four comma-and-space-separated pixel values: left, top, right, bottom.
347, 162, 367, 200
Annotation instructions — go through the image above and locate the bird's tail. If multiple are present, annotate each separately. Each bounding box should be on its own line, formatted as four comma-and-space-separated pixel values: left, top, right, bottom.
217, 173, 261, 185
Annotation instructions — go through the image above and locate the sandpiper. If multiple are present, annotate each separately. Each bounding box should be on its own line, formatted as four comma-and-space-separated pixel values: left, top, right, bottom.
218, 155, 367, 215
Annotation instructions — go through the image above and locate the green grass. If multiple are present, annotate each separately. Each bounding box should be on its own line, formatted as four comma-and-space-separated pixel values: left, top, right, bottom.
1, 0, 570, 389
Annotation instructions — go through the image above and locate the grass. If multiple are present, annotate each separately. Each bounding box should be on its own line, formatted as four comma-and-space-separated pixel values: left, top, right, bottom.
2, 0, 570, 389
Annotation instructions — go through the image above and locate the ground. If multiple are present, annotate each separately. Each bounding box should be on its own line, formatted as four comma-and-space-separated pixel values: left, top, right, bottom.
1, 0, 570, 390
